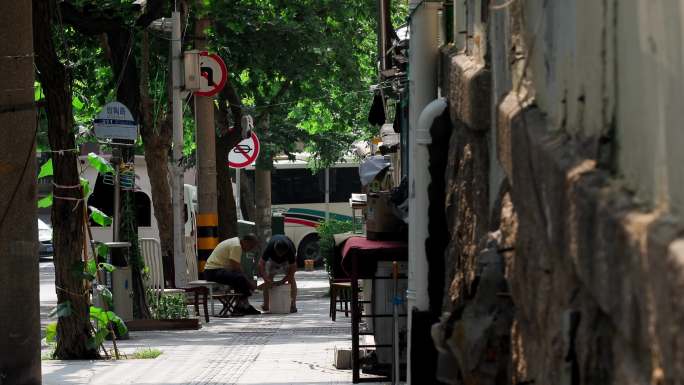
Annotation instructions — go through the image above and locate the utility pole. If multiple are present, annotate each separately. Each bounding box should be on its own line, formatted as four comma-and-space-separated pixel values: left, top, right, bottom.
194, 9, 219, 274
171, 10, 187, 287
0, 1, 41, 382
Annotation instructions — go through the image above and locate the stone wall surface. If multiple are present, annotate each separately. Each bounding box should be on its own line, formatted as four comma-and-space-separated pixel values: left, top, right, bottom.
430, 1, 684, 383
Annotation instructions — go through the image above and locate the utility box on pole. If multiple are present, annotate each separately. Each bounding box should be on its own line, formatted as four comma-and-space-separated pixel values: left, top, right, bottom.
183, 50, 201, 91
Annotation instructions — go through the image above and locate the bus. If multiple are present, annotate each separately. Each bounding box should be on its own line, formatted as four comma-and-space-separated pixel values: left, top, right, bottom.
244, 154, 362, 266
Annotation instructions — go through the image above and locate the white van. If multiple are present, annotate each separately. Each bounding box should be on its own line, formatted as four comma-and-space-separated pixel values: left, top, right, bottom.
80, 155, 197, 243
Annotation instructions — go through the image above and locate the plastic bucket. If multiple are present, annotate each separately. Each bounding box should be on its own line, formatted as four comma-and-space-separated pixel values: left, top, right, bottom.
269, 283, 291, 314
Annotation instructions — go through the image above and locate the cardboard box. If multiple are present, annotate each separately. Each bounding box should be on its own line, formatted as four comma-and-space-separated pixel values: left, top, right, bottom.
366, 192, 403, 240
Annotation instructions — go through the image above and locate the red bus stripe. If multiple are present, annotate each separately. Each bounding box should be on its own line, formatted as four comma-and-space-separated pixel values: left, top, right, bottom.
284, 218, 320, 228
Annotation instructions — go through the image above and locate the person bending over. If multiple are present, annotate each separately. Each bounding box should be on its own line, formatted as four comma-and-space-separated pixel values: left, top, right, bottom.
204, 233, 260, 315
258, 234, 298, 313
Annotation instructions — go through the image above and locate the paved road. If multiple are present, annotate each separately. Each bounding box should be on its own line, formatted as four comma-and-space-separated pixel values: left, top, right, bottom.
40, 267, 385, 384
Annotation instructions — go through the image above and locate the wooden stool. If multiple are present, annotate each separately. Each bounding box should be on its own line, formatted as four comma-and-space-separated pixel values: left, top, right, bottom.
330, 280, 352, 321
213, 293, 242, 317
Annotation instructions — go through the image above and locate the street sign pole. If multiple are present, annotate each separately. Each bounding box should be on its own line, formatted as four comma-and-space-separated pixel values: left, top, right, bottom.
236, 169, 241, 220
171, 10, 187, 287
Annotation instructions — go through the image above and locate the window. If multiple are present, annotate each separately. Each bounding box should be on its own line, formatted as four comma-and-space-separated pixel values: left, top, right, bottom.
330, 167, 362, 203
271, 168, 325, 205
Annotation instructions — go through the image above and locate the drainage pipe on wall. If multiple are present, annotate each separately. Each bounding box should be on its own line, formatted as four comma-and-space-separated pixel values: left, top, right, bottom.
407, 1, 441, 383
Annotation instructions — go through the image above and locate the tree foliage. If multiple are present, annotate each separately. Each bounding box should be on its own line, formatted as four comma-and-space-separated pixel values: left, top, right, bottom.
206, 0, 378, 166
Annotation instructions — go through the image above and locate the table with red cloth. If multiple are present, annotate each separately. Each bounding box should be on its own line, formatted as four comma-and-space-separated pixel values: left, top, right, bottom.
340, 236, 408, 383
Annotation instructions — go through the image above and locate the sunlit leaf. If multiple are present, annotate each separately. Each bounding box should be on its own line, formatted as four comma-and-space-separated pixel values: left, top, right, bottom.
72, 96, 85, 112
34, 82, 43, 102
87, 153, 114, 174
89, 206, 112, 227
45, 322, 57, 343
38, 159, 53, 179
89, 306, 108, 327
81, 178, 90, 197
38, 194, 53, 208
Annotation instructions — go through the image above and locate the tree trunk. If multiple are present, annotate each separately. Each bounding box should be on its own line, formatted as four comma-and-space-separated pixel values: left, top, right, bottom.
215, 95, 241, 240
240, 169, 257, 222
254, 113, 272, 248
0, 1, 42, 381
33, 0, 98, 359
140, 30, 175, 286
106, 27, 151, 319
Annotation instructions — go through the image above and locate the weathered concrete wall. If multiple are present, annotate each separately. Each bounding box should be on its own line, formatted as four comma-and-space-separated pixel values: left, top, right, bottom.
429, 0, 684, 384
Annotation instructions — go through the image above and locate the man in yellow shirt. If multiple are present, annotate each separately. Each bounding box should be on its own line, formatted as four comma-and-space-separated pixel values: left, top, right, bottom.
204, 233, 260, 315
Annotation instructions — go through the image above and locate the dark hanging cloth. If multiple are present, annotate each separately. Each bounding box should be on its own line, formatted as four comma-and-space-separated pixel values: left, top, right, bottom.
393, 101, 407, 133
368, 93, 386, 126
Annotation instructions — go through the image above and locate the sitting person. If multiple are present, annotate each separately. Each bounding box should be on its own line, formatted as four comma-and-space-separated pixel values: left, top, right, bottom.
204, 233, 261, 315
258, 234, 298, 313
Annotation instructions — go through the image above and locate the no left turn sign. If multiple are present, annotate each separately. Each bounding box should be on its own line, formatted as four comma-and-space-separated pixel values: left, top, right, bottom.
228, 132, 260, 169
194, 51, 228, 97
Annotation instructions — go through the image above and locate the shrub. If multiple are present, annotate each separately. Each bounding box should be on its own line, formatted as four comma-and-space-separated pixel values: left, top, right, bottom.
317, 219, 354, 276
148, 292, 189, 320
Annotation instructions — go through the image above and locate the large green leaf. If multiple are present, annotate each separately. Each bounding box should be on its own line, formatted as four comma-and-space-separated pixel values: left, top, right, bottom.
107, 311, 128, 336
87, 153, 114, 174
38, 159, 53, 179
37, 194, 53, 208
89, 305, 109, 327
89, 206, 112, 227
48, 301, 73, 319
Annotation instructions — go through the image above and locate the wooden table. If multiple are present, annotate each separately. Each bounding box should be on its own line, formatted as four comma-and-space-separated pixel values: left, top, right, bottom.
341, 236, 408, 383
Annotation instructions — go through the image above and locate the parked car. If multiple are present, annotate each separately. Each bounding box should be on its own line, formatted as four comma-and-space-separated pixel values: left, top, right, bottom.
38, 218, 53, 259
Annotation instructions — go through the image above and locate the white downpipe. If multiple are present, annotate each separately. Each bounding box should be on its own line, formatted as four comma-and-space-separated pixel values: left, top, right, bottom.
407, 1, 441, 383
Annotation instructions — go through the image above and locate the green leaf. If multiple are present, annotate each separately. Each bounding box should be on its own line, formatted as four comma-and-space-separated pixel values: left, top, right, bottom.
48, 301, 73, 319
72, 96, 85, 112
87, 328, 109, 350
45, 322, 57, 344
34, 81, 43, 102
107, 311, 128, 336
98, 263, 116, 273
87, 152, 114, 174
96, 243, 109, 259
38, 194, 53, 208
86, 259, 98, 277
70, 260, 96, 281
81, 178, 90, 197
89, 206, 112, 227
38, 159, 53, 179
95, 284, 114, 308
89, 305, 108, 328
